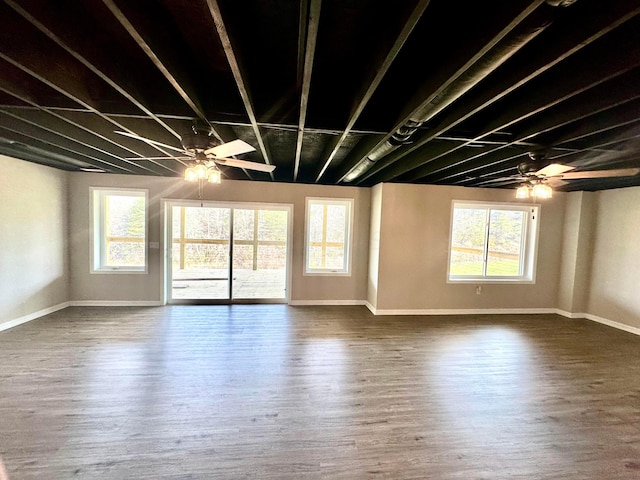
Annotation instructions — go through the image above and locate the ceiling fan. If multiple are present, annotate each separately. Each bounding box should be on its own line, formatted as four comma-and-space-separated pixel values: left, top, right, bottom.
478, 152, 640, 198
115, 123, 275, 177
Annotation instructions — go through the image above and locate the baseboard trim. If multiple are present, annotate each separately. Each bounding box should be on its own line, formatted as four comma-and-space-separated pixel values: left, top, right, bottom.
368, 307, 558, 316
582, 313, 640, 336
69, 300, 164, 307
288, 300, 367, 306
553, 309, 586, 319
369, 306, 640, 336
0, 301, 71, 332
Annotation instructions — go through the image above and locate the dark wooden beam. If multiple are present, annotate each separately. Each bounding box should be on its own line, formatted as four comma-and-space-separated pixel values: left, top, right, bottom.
313, 0, 431, 182
293, 0, 322, 181
0, 124, 113, 170
370, 68, 640, 186
549, 124, 640, 168
360, 3, 640, 184
205, 0, 273, 181
4, 0, 182, 140
0, 73, 181, 175
335, 0, 546, 183
0, 36, 184, 173
99, 0, 217, 137
0, 109, 155, 174
411, 70, 640, 184
0, 142, 77, 170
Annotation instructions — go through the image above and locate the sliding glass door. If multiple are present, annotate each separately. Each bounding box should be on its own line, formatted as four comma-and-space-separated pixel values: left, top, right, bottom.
167, 201, 291, 304
232, 208, 288, 300
170, 205, 231, 301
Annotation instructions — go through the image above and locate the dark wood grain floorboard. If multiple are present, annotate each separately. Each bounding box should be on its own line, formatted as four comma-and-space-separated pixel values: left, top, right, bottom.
1, 306, 640, 479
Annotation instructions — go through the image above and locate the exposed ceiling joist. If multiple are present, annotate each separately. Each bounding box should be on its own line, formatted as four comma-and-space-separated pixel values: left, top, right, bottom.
0, 0, 638, 192
355, 1, 640, 184
205, 0, 273, 181
293, 0, 321, 182
313, 0, 432, 182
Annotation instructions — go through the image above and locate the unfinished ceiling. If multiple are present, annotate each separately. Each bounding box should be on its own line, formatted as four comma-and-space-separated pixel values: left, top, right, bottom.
1, 0, 639, 191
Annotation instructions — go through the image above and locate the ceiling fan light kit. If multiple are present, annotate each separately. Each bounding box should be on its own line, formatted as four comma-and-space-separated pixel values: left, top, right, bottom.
531, 182, 553, 199
515, 182, 553, 199
516, 184, 531, 199
184, 163, 221, 184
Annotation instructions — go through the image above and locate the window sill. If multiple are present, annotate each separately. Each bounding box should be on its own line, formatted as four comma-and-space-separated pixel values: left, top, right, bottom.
91, 267, 147, 274
447, 277, 534, 285
304, 270, 352, 277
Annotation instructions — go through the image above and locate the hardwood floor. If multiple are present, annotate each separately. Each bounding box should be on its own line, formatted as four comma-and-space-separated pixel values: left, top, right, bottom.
1, 306, 640, 479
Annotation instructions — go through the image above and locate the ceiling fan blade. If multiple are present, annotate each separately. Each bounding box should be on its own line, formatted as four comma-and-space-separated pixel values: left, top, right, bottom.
114, 131, 189, 154
213, 157, 275, 172
536, 163, 575, 177
125, 156, 193, 160
472, 175, 525, 185
205, 139, 256, 157
547, 178, 569, 188
560, 167, 640, 179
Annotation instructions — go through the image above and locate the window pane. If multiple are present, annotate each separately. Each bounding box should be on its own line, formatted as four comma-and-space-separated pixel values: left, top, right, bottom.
308, 204, 324, 243
257, 245, 287, 269
103, 193, 145, 268
184, 207, 230, 239
325, 205, 346, 243
106, 196, 145, 238
325, 246, 345, 269
184, 244, 229, 269
258, 210, 287, 242
449, 208, 486, 276
487, 210, 524, 276
306, 199, 352, 273
233, 209, 255, 241
233, 244, 254, 269
107, 241, 144, 267
172, 207, 181, 238
308, 245, 323, 269
172, 242, 181, 270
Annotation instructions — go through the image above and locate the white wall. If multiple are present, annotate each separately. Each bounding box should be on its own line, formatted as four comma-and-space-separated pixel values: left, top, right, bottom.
587, 187, 640, 329
68, 172, 370, 303
371, 183, 566, 312
0, 155, 69, 328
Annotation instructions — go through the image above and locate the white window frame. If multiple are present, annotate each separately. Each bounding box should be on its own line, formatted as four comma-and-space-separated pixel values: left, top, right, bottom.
304, 197, 354, 276
90, 187, 148, 274
447, 200, 540, 284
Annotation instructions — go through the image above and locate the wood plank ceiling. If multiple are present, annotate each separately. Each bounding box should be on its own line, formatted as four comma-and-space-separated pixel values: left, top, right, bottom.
0, 0, 639, 191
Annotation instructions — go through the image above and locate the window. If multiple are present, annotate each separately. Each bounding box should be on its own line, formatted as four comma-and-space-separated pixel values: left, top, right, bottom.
448, 201, 539, 283
91, 188, 147, 273
305, 198, 354, 275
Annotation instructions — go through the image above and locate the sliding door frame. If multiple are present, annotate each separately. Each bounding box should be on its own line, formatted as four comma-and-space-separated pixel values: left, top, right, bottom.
162, 199, 293, 305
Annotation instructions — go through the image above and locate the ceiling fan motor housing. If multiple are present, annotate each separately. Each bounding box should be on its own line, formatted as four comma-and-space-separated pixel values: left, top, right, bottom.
181, 123, 217, 152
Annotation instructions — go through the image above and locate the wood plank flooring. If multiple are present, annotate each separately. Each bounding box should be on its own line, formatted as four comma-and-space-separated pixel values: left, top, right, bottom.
1, 306, 640, 479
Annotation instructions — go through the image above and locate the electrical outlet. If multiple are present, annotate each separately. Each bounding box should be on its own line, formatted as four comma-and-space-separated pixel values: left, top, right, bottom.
476, 286, 482, 295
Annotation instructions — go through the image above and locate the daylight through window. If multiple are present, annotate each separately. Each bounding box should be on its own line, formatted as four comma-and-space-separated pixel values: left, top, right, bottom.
305, 198, 353, 275
92, 188, 147, 273
448, 201, 539, 283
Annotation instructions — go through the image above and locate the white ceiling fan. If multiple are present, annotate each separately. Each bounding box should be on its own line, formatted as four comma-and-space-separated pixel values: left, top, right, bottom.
115, 123, 275, 175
